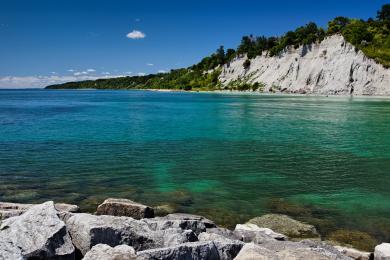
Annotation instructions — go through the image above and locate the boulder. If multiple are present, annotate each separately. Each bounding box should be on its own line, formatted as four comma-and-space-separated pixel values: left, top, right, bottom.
64, 213, 196, 255
335, 246, 372, 260
96, 198, 154, 219
143, 213, 216, 235
234, 223, 287, 242
206, 227, 241, 241
82, 244, 137, 260
0, 201, 75, 259
0, 201, 79, 220
247, 214, 319, 239
137, 241, 219, 260
0, 240, 23, 260
375, 243, 390, 260
198, 232, 244, 259
234, 240, 351, 260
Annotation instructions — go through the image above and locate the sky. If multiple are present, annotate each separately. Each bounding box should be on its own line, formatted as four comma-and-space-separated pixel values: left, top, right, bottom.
0, 0, 388, 88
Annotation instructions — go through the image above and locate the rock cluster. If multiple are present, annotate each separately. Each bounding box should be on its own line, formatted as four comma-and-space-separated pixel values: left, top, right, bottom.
0, 198, 386, 260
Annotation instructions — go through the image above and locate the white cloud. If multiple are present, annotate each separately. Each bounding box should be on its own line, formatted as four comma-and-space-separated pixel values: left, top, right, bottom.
50, 72, 57, 74
0, 73, 126, 89
87, 69, 96, 72
137, 72, 146, 76
126, 30, 146, 39
101, 72, 110, 75
158, 70, 167, 73
67, 69, 75, 72
147, 63, 154, 66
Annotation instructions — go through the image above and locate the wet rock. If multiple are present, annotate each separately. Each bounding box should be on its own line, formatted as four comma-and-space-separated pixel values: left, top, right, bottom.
248, 214, 319, 239
137, 241, 219, 260
64, 213, 195, 255
234, 223, 287, 242
375, 243, 390, 260
198, 232, 244, 259
96, 198, 154, 219
82, 244, 137, 260
0, 201, 79, 220
335, 245, 372, 260
0, 201, 75, 259
143, 213, 216, 235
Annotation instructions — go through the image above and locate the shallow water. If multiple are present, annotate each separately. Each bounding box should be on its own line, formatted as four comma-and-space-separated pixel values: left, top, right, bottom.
1, 89, 390, 242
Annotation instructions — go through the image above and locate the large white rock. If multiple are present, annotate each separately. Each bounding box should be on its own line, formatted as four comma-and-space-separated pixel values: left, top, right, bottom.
82, 244, 137, 260
375, 243, 390, 260
0, 201, 75, 259
0, 201, 79, 220
234, 223, 287, 242
234, 241, 351, 260
219, 35, 390, 96
64, 213, 196, 255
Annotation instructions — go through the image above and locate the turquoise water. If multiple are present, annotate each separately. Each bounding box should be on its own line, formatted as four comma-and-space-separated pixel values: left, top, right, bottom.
1, 89, 390, 242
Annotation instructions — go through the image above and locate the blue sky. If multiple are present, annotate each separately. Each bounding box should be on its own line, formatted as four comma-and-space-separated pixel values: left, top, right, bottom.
0, 0, 388, 88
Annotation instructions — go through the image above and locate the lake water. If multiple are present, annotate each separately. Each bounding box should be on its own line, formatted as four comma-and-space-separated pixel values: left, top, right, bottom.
1, 89, 390, 243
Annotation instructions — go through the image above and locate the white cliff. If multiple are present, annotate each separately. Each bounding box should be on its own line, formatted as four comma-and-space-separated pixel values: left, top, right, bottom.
219, 35, 390, 95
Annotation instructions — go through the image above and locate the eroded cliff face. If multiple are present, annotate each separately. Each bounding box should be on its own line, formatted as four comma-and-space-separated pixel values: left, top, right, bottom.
219, 35, 390, 95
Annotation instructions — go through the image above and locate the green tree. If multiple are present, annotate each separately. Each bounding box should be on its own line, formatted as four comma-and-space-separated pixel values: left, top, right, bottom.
377, 4, 390, 21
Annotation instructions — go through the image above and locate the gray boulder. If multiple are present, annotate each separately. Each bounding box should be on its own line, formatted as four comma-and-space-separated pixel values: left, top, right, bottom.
0, 201, 75, 260
0, 201, 79, 220
137, 241, 219, 260
82, 244, 137, 260
206, 227, 241, 241
0, 240, 23, 260
375, 243, 390, 260
64, 213, 196, 255
96, 198, 154, 219
234, 223, 287, 243
234, 240, 351, 260
143, 213, 216, 235
247, 214, 319, 239
198, 232, 244, 260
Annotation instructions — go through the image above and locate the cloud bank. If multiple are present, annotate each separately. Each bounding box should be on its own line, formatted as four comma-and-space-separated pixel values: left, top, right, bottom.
0, 74, 125, 89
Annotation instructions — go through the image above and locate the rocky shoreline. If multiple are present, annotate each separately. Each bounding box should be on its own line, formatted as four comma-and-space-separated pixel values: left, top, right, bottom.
0, 198, 388, 260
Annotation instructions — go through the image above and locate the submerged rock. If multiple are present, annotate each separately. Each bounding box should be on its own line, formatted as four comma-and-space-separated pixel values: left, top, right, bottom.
96, 198, 154, 219
137, 241, 219, 260
0, 201, 75, 259
248, 214, 319, 239
375, 243, 390, 260
64, 213, 196, 255
82, 244, 137, 260
328, 229, 377, 252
